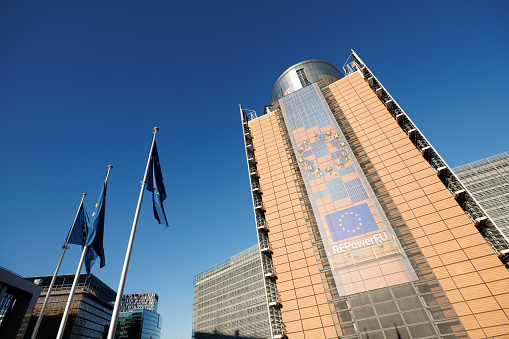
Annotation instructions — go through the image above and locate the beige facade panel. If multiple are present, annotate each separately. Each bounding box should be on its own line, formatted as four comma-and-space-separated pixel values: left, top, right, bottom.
249, 113, 334, 338
328, 71, 509, 337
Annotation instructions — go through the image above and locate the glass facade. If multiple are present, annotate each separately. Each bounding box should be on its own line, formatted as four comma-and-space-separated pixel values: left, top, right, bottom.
280, 83, 417, 297
116, 293, 162, 339
0, 266, 41, 339
192, 245, 271, 339
453, 152, 509, 238
24, 274, 116, 339
117, 309, 162, 339
120, 293, 159, 313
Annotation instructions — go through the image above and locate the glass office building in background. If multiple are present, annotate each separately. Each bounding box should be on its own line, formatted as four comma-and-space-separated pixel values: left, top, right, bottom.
193, 245, 271, 339
116, 293, 162, 339
453, 152, 509, 238
24, 274, 115, 339
239, 52, 509, 338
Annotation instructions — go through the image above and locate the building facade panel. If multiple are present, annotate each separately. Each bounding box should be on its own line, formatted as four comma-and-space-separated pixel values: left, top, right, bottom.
0, 267, 42, 339
192, 245, 271, 339
452, 153, 509, 238
250, 112, 335, 338
328, 70, 509, 338
24, 274, 115, 339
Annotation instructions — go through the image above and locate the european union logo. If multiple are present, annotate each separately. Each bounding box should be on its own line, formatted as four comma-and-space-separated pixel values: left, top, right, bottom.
325, 203, 379, 242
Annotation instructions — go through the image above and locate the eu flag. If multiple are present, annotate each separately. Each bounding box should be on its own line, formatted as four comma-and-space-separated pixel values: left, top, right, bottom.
67, 204, 89, 246
325, 203, 379, 242
146, 141, 169, 227
84, 182, 108, 275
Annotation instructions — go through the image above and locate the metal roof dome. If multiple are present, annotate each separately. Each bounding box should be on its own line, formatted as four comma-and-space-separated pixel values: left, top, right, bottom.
271, 60, 343, 103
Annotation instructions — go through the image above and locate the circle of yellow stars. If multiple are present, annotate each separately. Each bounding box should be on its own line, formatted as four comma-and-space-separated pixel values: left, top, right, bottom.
296, 131, 349, 178
339, 212, 362, 233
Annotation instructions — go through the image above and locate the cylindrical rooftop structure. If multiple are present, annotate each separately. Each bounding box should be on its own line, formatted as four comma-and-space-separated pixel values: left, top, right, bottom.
271, 60, 343, 103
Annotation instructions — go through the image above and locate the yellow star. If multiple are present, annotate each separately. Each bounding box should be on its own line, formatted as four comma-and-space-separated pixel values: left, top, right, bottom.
359, 223, 362, 226
95, 203, 98, 207
92, 212, 96, 216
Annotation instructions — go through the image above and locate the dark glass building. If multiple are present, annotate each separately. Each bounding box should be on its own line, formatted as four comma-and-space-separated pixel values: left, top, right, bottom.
116, 293, 162, 339
0, 266, 42, 339
24, 274, 116, 339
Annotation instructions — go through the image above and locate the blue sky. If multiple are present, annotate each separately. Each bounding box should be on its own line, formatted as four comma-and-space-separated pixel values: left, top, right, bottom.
1, 1, 508, 338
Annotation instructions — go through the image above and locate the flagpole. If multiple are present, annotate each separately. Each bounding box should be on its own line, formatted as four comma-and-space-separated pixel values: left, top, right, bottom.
56, 166, 113, 339
106, 127, 159, 339
30, 193, 87, 339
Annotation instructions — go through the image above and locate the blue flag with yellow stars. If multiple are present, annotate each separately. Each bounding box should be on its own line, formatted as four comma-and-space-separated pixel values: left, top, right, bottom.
84, 181, 108, 276
325, 203, 379, 242
67, 204, 89, 246
146, 141, 169, 227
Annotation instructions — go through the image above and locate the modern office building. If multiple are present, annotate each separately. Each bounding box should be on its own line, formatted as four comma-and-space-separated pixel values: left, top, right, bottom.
453, 152, 509, 238
193, 245, 271, 339
24, 273, 116, 339
239, 51, 509, 339
120, 293, 159, 313
116, 293, 162, 339
0, 266, 42, 339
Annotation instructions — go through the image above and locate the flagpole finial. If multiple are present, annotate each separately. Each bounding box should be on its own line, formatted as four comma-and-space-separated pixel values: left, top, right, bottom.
83, 193, 87, 196
108, 165, 113, 169
154, 127, 159, 132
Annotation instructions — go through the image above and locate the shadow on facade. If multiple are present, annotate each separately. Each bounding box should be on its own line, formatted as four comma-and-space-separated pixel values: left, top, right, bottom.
25, 314, 109, 339
193, 330, 264, 339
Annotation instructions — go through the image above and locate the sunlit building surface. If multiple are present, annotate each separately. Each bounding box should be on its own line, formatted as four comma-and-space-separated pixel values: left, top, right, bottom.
453, 152, 509, 238
120, 293, 159, 313
116, 293, 162, 339
0, 266, 41, 339
24, 274, 115, 339
240, 53, 509, 338
192, 245, 271, 339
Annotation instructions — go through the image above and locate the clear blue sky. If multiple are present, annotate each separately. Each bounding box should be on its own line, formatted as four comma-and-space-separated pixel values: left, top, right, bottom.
1, 1, 508, 338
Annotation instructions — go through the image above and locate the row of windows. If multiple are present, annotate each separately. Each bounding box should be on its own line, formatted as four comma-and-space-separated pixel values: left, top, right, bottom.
196, 293, 266, 318
195, 258, 260, 292
196, 307, 269, 333
195, 267, 263, 301
196, 286, 266, 315
480, 194, 509, 208
465, 176, 507, 191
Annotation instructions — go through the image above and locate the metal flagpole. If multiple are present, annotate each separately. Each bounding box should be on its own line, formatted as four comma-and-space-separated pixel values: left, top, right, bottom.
106, 127, 159, 339
55, 244, 88, 339
30, 193, 87, 339
56, 165, 113, 339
